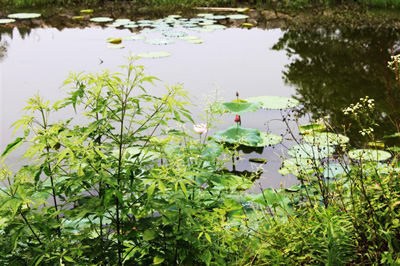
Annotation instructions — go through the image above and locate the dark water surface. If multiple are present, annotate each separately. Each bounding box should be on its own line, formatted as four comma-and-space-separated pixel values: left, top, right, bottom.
1, 15, 399, 191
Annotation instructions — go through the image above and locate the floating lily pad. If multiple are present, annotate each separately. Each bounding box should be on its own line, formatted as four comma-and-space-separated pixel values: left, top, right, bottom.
182, 23, 198, 28
72, 16, 84, 20
348, 149, 392, 161
107, 38, 122, 44
322, 163, 349, 179
0, 19, 15, 24
121, 35, 146, 41
107, 44, 124, 49
279, 157, 320, 176
168, 14, 182, 19
303, 132, 349, 146
222, 101, 262, 115
199, 20, 217, 26
144, 38, 175, 45
246, 95, 299, 110
187, 39, 204, 44
254, 132, 283, 147
241, 23, 254, 28
288, 143, 334, 160
179, 35, 200, 41
299, 123, 326, 135
212, 125, 262, 147
80, 9, 93, 14
190, 27, 215, 33
90, 17, 113, 23
197, 13, 213, 17
8, 13, 41, 19
137, 51, 171, 59
124, 24, 139, 28
227, 14, 249, 19
205, 15, 227, 20
203, 24, 227, 30
137, 19, 153, 24
237, 7, 250, 13
162, 31, 187, 38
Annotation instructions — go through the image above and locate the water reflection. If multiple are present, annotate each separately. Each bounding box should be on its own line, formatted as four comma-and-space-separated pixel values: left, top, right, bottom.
273, 27, 400, 146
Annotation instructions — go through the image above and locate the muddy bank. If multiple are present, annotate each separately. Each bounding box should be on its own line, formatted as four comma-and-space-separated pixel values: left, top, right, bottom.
1, 3, 400, 31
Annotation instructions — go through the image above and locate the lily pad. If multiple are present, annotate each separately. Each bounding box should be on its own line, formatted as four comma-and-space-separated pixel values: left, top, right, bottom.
187, 39, 204, 44
322, 163, 349, 179
241, 23, 254, 28
203, 25, 227, 30
303, 132, 349, 146
222, 101, 262, 115
246, 95, 299, 110
121, 35, 146, 41
279, 157, 320, 176
255, 132, 283, 147
299, 123, 326, 135
212, 125, 262, 147
0, 19, 16, 24
90, 17, 113, 23
348, 149, 392, 161
162, 31, 187, 38
137, 51, 171, 59
80, 9, 93, 14
227, 14, 249, 19
179, 35, 200, 41
107, 44, 125, 49
288, 143, 334, 160
107, 38, 122, 44
204, 15, 227, 20
8, 13, 41, 19
144, 38, 175, 45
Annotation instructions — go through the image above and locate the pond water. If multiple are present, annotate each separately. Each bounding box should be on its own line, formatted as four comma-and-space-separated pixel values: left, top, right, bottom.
1, 12, 399, 192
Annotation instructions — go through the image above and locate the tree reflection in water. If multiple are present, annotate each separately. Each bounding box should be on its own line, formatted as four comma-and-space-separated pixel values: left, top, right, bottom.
272, 27, 400, 146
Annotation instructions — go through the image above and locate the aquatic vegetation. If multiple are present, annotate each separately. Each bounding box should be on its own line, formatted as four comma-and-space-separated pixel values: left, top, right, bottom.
137, 51, 171, 58
8, 13, 41, 19
246, 95, 300, 110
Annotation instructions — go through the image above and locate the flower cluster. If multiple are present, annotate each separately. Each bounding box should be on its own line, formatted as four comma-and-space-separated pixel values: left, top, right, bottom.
342, 96, 375, 115
359, 127, 374, 136
388, 54, 400, 78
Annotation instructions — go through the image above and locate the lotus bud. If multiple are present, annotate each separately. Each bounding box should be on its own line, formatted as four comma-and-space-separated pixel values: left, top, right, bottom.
234, 114, 241, 123
193, 123, 208, 134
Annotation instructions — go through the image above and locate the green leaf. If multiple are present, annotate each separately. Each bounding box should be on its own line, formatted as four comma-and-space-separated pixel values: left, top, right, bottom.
153, 255, 164, 265
303, 132, 349, 146
212, 125, 262, 147
205, 232, 212, 243
222, 101, 261, 115
201, 249, 212, 266
143, 229, 156, 241
179, 181, 188, 198
348, 149, 391, 161
246, 95, 299, 110
299, 123, 326, 135
1, 137, 23, 158
147, 182, 156, 199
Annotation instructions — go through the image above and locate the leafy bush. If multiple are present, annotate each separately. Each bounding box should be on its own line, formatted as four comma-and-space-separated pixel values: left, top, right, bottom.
0, 57, 255, 265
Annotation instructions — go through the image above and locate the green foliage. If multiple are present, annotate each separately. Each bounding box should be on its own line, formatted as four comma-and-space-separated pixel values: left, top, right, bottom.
0, 57, 254, 265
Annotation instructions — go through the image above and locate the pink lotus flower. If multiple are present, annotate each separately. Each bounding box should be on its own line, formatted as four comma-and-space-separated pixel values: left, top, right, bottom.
193, 123, 208, 134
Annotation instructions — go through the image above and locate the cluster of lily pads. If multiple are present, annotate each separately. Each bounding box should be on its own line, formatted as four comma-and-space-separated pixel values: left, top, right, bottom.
97, 13, 251, 55
207, 93, 397, 217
